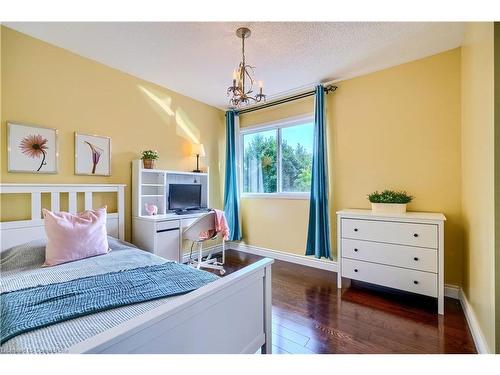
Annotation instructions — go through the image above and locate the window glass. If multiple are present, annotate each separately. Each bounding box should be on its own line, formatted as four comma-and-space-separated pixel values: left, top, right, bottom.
281, 123, 314, 192
241, 118, 314, 195
242, 129, 277, 193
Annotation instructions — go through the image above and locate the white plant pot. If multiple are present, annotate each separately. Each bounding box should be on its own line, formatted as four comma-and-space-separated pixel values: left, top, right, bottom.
371, 203, 407, 214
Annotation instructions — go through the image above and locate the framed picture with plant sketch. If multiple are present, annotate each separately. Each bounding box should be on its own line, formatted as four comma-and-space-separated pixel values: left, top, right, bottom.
75, 132, 111, 176
7, 121, 58, 174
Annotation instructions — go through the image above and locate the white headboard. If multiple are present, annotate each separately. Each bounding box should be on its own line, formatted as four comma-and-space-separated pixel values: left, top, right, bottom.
0, 183, 125, 251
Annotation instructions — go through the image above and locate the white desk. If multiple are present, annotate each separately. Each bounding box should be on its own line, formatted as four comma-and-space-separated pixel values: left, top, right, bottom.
132, 212, 208, 262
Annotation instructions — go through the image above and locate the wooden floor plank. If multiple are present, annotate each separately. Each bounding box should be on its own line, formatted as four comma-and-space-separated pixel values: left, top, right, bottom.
272, 322, 310, 346
210, 250, 477, 354
272, 333, 315, 354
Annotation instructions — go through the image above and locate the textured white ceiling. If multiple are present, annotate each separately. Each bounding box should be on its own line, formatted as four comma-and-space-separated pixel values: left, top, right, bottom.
4, 22, 465, 109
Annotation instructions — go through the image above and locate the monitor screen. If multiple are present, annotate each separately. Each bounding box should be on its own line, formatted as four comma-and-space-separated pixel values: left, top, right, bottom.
168, 184, 202, 210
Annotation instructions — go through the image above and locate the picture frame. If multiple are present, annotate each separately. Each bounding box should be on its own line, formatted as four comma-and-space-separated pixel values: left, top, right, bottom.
7, 121, 59, 174
75, 132, 111, 176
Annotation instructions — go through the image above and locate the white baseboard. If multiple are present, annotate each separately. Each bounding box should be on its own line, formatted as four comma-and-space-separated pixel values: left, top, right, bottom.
227, 241, 338, 272
444, 284, 460, 299
181, 244, 223, 264
458, 288, 491, 354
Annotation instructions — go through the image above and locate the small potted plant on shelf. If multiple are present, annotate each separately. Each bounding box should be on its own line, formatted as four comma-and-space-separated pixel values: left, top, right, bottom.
141, 150, 158, 169
368, 189, 413, 214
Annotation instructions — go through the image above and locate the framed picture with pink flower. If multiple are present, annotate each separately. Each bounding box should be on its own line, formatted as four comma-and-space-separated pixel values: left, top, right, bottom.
7, 121, 58, 174
75, 132, 111, 176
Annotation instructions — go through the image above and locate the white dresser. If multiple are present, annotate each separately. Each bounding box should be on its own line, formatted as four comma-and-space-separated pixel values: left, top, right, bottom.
337, 209, 446, 314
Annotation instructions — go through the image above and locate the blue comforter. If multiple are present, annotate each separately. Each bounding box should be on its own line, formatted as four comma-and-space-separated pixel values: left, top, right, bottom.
0, 238, 218, 348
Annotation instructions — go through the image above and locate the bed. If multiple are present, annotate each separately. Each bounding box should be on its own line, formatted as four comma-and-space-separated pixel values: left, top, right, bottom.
0, 183, 273, 354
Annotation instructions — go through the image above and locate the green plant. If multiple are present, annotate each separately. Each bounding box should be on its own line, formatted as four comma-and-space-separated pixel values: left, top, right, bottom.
368, 190, 413, 204
141, 150, 159, 160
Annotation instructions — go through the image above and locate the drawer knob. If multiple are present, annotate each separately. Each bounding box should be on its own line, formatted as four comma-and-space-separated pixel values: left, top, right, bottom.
354, 248, 359, 252
413, 280, 419, 285
414, 257, 419, 261
354, 269, 359, 273
354, 228, 359, 232
413, 233, 419, 238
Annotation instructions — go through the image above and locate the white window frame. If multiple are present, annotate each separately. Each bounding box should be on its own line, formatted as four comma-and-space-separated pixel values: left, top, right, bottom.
239, 113, 314, 200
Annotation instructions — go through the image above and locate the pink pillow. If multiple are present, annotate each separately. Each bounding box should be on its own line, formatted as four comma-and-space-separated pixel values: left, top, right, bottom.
42, 207, 110, 266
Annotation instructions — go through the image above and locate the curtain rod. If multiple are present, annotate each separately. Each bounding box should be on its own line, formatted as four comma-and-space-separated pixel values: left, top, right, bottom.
234, 84, 337, 115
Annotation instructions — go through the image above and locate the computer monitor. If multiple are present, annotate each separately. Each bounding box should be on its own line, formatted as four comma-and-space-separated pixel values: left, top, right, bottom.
168, 184, 202, 211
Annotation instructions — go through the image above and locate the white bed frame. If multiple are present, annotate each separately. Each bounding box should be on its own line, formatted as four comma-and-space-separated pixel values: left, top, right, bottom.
0, 183, 273, 354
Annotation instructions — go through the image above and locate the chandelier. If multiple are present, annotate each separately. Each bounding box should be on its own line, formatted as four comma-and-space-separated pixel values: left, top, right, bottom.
227, 27, 266, 107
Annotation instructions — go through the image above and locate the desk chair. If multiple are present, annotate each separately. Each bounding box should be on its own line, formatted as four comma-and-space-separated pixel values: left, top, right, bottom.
183, 211, 226, 275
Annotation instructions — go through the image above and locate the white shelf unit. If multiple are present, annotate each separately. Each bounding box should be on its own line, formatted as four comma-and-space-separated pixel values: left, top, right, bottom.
132, 160, 209, 217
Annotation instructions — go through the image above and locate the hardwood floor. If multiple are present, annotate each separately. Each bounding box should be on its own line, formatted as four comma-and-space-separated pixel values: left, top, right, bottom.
213, 249, 477, 354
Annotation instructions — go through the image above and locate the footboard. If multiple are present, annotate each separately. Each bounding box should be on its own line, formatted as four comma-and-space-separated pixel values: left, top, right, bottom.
68, 258, 274, 354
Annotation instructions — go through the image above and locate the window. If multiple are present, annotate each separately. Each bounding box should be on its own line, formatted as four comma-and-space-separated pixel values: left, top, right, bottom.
241, 115, 314, 197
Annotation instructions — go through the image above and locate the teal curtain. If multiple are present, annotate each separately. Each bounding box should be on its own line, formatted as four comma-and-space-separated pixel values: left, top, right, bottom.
306, 85, 331, 259
223, 110, 242, 241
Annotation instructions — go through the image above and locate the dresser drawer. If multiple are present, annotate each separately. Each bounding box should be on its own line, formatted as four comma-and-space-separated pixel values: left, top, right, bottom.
341, 258, 438, 297
342, 239, 437, 273
341, 218, 438, 249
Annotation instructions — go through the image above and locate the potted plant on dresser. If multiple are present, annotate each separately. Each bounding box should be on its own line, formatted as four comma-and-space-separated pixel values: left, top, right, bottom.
368, 189, 413, 214
141, 150, 158, 169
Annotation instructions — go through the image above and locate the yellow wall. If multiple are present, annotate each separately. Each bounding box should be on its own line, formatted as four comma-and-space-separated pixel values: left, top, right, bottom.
495, 21, 500, 355
240, 48, 464, 286
461, 22, 496, 353
0, 27, 225, 241
0, 26, 2, 151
